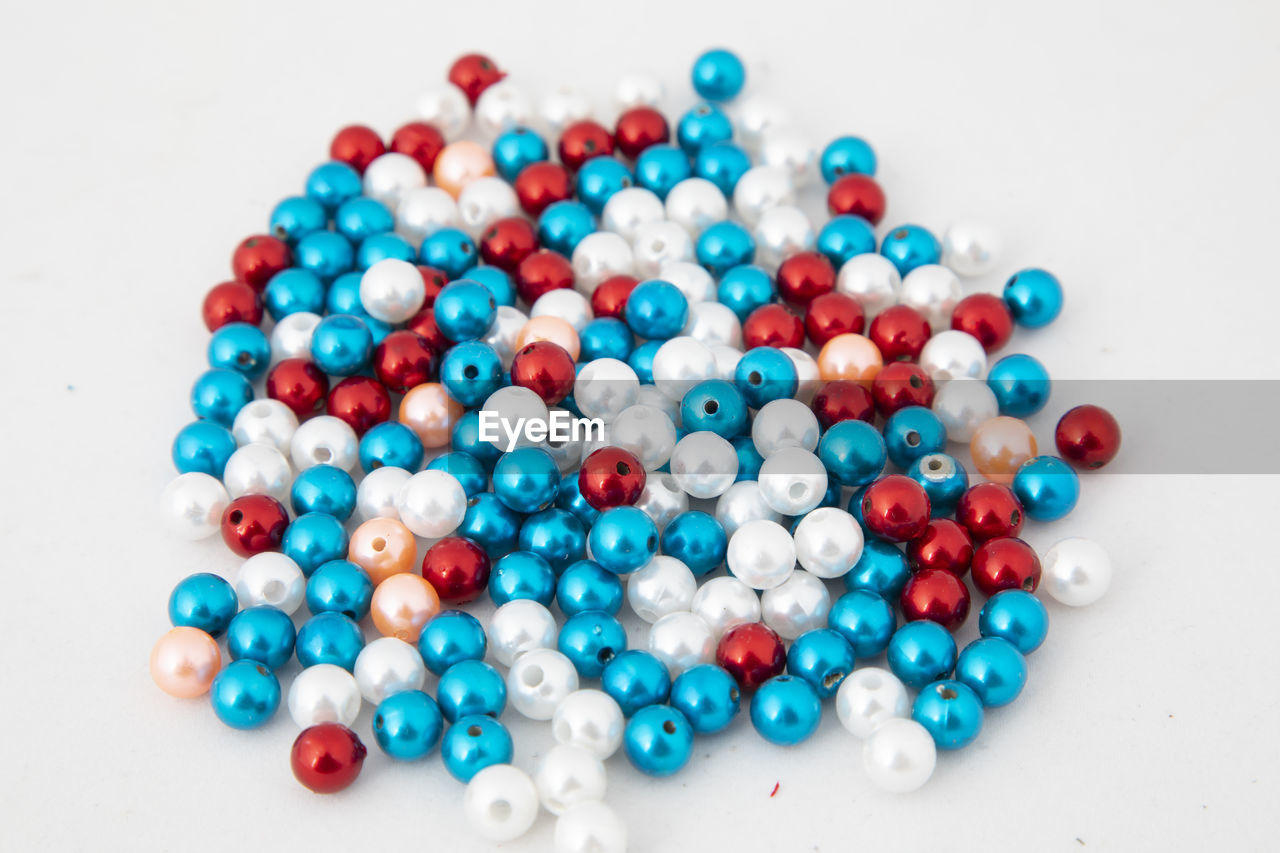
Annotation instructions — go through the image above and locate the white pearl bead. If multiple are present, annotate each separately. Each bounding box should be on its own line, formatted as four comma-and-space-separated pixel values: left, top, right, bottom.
733, 96, 791, 153
942, 220, 1001, 278
395, 186, 460, 247
627, 556, 697, 622
360, 258, 427, 324
836, 253, 901, 319
572, 232, 635, 295
536, 744, 607, 816
290, 415, 358, 472
650, 336, 717, 402
483, 305, 529, 369
416, 82, 471, 141
1043, 537, 1112, 606
759, 130, 819, 188
508, 648, 580, 720
727, 519, 797, 590
635, 384, 680, 424
489, 600, 558, 667
711, 344, 744, 381
601, 187, 666, 243
269, 311, 321, 363
474, 80, 534, 140
900, 264, 963, 332
482, 386, 550, 449
758, 447, 828, 515
670, 432, 738, 499
835, 666, 910, 739
353, 637, 426, 705
631, 473, 688, 532
793, 507, 864, 579
531, 289, 593, 334
235, 552, 305, 614
752, 398, 820, 456
631, 221, 694, 278
647, 611, 715, 677
658, 260, 717, 304
287, 664, 362, 728
664, 178, 728, 238
715, 480, 784, 539
464, 764, 540, 843
396, 470, 467, 538
931, 378, 999, 443
918, 330, 988, 381
614, 72, 664, 112
362, 152, 426, 209
232, 399, 298, 454
574, 358, 640, 421
691, 576, 761, 639
356, 466, 411, 522
780, 347, 821, 404
733, 166, 795, 229
683, 301, 742, 349
457, 176, 520, 240
552, 689, 625, 760
761, 570, 832, 640
222, 443, 292, 504
555, 801, 627, 853
863, 718, 937, 793
540, 87, 594, 137
161, 472, 229, 540
609, 405, 678, 470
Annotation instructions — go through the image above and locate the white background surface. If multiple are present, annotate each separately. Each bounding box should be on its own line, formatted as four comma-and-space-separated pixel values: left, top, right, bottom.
2, 0, 1278, 850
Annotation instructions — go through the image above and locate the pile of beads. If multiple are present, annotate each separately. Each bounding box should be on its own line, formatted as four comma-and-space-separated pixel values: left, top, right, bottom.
155, 47, 1121, 850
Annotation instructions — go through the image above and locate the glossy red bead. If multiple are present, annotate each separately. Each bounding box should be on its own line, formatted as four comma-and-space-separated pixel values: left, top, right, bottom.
510, 341, 577, 406
231, 235, 292, 293
558, 120, 614, 171
1055, 404, 1122, 470
515, 161, 573, 217
826, 174, 886, 225
613, 107, 670, 160
390, 121, 446, 174
405, 307, 449, 353
906, 519, 974, 577
899, 568, 971, 631
871, 362, 936, 417
515, 249, 575, 304
861, 475, 932, 542
327, 376, 392, 436
803, 292, 865, 346
447, 53, 506, 105
955, 483, 1024, 541
479, 217, 538, 273
220, 495, 289, 558
715, 623, 786, 692
590, 275, 640, 320
811, 380, 876, 429
742, 303, 805, 349
416, 266, 449, 307
776, 252, 837, 306
291, 723, 367, 794
869, 305, 932, 362
202, 281, 263, 332
971, 537, 1042, 597
266, 358, 330, 417
951, 293, 1014, 353
328, 125, 385, 175
578, 447, 646, 511
421, 537, 491, 604
374, 331, 439, 392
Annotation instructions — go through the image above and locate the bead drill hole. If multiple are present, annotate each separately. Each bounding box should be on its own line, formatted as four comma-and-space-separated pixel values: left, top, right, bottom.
703, 400, 718, 415
229, 510, 243, 524
468, 725, 483, 737
928, 458, 943, 472
823, 670, 845, 689
263, 580, 285, 603
909, 375, 923, 389
489, 800, 512, 821
939, 686, 958, 700
314, 447, 332, 462
788, 482, 807, 500
464, 365, 479, 379
521, 665, 544, 687
597, 647, 615, 664
1010, 509, 1021, 525
662, 720, 677, 735
647, 535, 657, 550
1022, 578, 1035, 591
748, 371, 762, 386
905, 431, 921, 448
616, 461, 631, 476
371, 537, 386, 552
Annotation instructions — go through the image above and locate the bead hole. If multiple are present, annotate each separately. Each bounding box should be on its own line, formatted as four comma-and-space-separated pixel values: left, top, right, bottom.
1021, 578, 1035, 591
314, 447, 333, 462
729, 687, 740, 702
468, 724, 483, 737
909, 375, 922, 389
597, 647, 615, 664
823, 670, 845, 689
703, 400, 719, 415
748, 371, 763, 386
521, 665, 543, 687
662, 720, 677, 735
788, 482, 807, 500
939, 686, 958, 700
464, 365, 479, 379
229, 510, 243, 525
927, 458, 943, 472
489, 800, 512, 821
616, 461, 631, 476
905, 431, 920, 448
372, 537, 387, 552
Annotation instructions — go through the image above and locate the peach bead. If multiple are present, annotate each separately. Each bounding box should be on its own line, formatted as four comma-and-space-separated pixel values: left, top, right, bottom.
349, 517, 418, 586
150, 626, 221, 698
515, 315, 581, 361
400, 382, 464, 448
817, 333, 883, 386
970, 416, 1039, 485
370, 573, 441, 642
433, 140, 495, 198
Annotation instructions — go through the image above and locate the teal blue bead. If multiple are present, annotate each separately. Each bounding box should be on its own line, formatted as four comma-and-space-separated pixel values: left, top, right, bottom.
172, 420, 237, 477
357, 233, 415, 269
427, 451, 487, 495
1012, 455, 1079, 521
306, 161, 363, 210
210, 660, 281, 730
419, 227, 478, 279
660, 511, 727, 577
579, 317, 634, 361
883, 405, 947, 470
879, 224, 941, 276
820, 136, 877, 182
334, 196, 394, 242
556, 472, 601, 527
691, 49, 746, 101
912, 680, 984, 750
373, 690, 444, 760
191, 368, 253, 426
816, 214, 877, 269
295, 230, 354, 281
537, 201, 595, 256
290, 464, 357, 520
694, 141, 751, 195
441, 715, 513, 782
168, 573, 237, 637
1003, 268, 1063, 328
845, 539, 911, 599
557, 560, 624, 617
306, 560, 373, 621
626, 279, 688, 340
887, 621, 957, 689
588, 506, 658, 575
734, 346, 798, 408
717, 264, 774, 322
360, 422, 425, 474
467, 265, 517, 307
460, 492, 524, 557
624, 705, 694, 776
576, 156, 635, 214
627, 340, 661, 383
451, 410, 502, 469
828, 589, 896, 657
955, 637, 1027, 708
418, 611, 487, 676
635, 144, 692, 199
846, 485, 868, 527
987, 353, 1051, 417
435, 280, 497, 342
697, 220, 755, 276
263, 268, 325, 320
669, 664, 740, 734
979, 590, 1048, 654
601, 650, 671, 716
732, 436, 764, 481
681, 379, 748, 438
493, 446, 560, 513
489, 551, 556, 606
559, 610, 628, 678
518, 508, 586, 572
441, 341, 503, 406
437, 660, 507, 722
295, 612, 364, 671
492, 126, 548, 181
907, 452, 969, 517
282, 512, 349, 576
269, 195, 325, 243
208, 322, 270, 380
750, 675, 822, 745
226, 605, 296, 670
676, 103, 733, 155
786, 628, 855, 698
818, 419, 887, 487
311, 314, 373, 376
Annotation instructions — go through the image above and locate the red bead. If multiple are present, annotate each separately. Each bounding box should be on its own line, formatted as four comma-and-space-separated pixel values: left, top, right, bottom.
510, 341, 577, 406
231, 235, 292, 293
329, 125, 385, 175
899, 568, 971, 631
578, 447, 646, 511
390, 121, 446, 174
1055, 404, 1122, 470
871, 362, 936, 417
811, 380, 876, 429
803, 292, 865, 346
558, 120, 614, 172
951, 293, 1014, 353
906, 519, 974, 576
447, 53, 506, 105
374, 331, 439, 393
613, 107, 670, 159
327, 376, 392, 436
421, 537, 491, 604
220, 495, 289, 558
202, 281, 263, 332
861, 475, 932, 542
515, 249, 575, 304
266, 359, 330, 417
515, 161, 573, 217
416, 266, 449, 307
955, 483, 1024, 541
479, 217, 538, 272
776, 252, 837, 306
970, 537, 1042, 597
827, 174, 886, 225
715, 623, 786, 692
405, 306, 450, 352
291, 723, 367, 794
590, 275, 640, 320
743, 303, 805, 349
868, 305, 932, 363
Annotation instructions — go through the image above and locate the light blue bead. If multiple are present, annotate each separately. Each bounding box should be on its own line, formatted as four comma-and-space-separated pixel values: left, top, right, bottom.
820, 136, 877, 182
441, 341, 503, 406
191, 368, 253, 426
697, 220, 756, 276
694, 141, 751, 195
493, 447, 560, 513
987, 353, 1052, 417
750, 675, 822, 745
691, 49, 745, 101
420, 227, 478, 279
1003, 268, 1063, 328
907, 452, 969, 517
887, 621, 958, 689
556, 560, 624, 617
816, 215, 877, 268
295, 230, 354, 281
519, 508, 587, 573
168, 573, 237, 637
172, 420, 237, 477
311, 314, 373, 376
434, 280, 497, 342
913, 679, 984, 749
576, 156, 634, 214
579, 317, 634, 361
635, 144, 692, 199
208, 322, 270, 380
537, 201, 596, 256
660, 511, 727, 577
879, 224, 942, 276
828, 589, 896, 657
955, 637, 1027, 708
282, 512, 349, 576
601, 650, 671, 716
626, 279, 688, 339
419, 610, 488, 676
460, 492, 524, 557
466, 265, 517, 308
437, 660, 507, 722
442, 715, 513, 782
670, 664, 740, 734
732, 436, 764, 481
559, 610, 628, 678
306, 560, 373, 621
451, 410, 503, 469
263, 268, 325, 320
360, 423, 425, 474
681, 379, 748, 438
626, 340, 661, 384
290, 464, 357, 520
295, 612, 365, 671
210, 660, 281, 729
979, 589, 1049, 654
624, 705, 694, 776
845, 539, 911, 599
1012, 455, 1080, 521
373, 690, 444, 760
588, 506, 658, 575
269, 195, 325, 243
226, 605, 296, 670
427, 450, 486, 495
676, 103, 733, 155
734, 347, 799, 408
818, 419, 886, 487
489, 550, 556, 606
492, 126, 548, 181
786, 628, 855, 698
306, 161, 363, 210
883, 405, 947, 470
717, 264, 774, 322
357, 232, 415, 269
334, 196, 394, 243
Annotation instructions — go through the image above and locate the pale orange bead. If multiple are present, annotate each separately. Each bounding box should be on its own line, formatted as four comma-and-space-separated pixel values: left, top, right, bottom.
817, 333, 883, 386
150, 626, 222, 698
370, 573, 441, 642
400, 382, 464, 448
970, 416, 1038, 485
349, 517, 418, 586
433, 140, 496, 198
515, 315, 581, 361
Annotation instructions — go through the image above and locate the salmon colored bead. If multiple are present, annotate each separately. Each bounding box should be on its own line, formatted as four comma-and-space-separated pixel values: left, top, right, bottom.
970, 416, 1038, 486
816, 333, 883, 387
349, 517, 418, 586
399, 382, 464, 448
370, 573, 441, 642
150, 627, 222, 698
433, 140, 495, 198
515, 315, 581, 361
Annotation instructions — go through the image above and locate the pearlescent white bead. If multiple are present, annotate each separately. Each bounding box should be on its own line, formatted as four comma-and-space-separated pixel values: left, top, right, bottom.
270, 311, 321, 363
396, 469, 467, 538
733, 165, 795, 229
627, 556, 697, 622
161, 472, 229, 540
532, 289, 594, 333
836, 253, 902, 319
781, 347, 821, 404
290, 415, 358, 472
356, 465, 411, 522
287, 664, 362, 728
416, 82, 471, 141
614, 72, 664, 112
752, 398, 820, 456
483, 386, 550, 450
555, 801, 627, 853
632, 473, 688, 532
664, 177, 728, 238
760, 130, 819, 188
457, 176, 519, 239
918, 330, 988, 381
609, 405, 678, 470
647, 611, 715, 677
711, 344, 744, 380
572, 232, 635, 295
602, 187, 666, 243
758, 447, 828, 515
536, 744, 607, 816
835, 666, 910, 739
691, 576, 761, 639
631, 220, 694, 278
465, 764, 540, 843
508, 648, 580, 720
362, 152, 426, 209
761, 570, 831, 640
931, 378, 999, 443
1042, 537, 1112, 606
360, 258, 427, 324
540, 87, 594, 137
658, 260, 717, 304
683, 301, 743, 348
232, 399, 298, 453
552, 689, 625, 760
474, 79, 534, 140
651, 336, 717, 402
863, 718, 937, 793
222, 443, 292, 504
900, 264, 963, 332
727, 519, 797, 590
670, 432, 738, 499
353, 637, 426, 705
483, 305, 529, 369
574, 358, 640, 421
715, 480, 784, 539
235, 552, 305, 614
635, 384, 680, 425
395, 186, 460, 247
942, 219, 1001, 278
489, 599, 558, 667
733, 96, 791, 153
793, 507, 864, 579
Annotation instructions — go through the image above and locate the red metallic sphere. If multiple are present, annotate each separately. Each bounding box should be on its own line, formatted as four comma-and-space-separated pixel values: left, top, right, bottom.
906, 519, 974, 577
447, 53, 506, 105
804, 292, 865, 346
231, 235, 292, 293
515, 249, 575, 304
955, 483, 1024, 541
266, 358, 330, 417
327, 376, 392, 436
405, 307, 449, 353
613, 107, 670, 159
220, 495, 289, 558
578, 447, 646, 511
202, 281, 263, 332
715, 623, 786, 692
514, 161, 573, 217
827, 174, 886, 225
861, 475, 932, 542
390, 121, 446, 174
811, 380, 876, 429
510, 341, 577, 405
374, 331, 439, 392
869, 305, 932, 362
776, 252, 837, 306
900, 568, 971, 631
416, 266, 449, 307
871, 362, 936, 417
1055, 404, 1122, 470
328, 125, 385, 175
479, 217, 538, 273
591, 275, 640, 320
422, 537, 491, 604
951, 293, 1014, 353
743, 303, 805, 349
558, 120, 614, 171
971, 537, 1042, 597
291, 723, 368, 794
